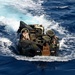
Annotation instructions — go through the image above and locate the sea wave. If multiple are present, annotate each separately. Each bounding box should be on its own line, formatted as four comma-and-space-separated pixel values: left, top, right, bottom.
0, 0, 75, 62
56, 6, 69, 9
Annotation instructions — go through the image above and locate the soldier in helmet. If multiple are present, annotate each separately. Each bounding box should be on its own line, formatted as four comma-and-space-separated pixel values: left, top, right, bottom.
46, 30, 59, 55
50, 35, 59, 56
20, 28, 30, 40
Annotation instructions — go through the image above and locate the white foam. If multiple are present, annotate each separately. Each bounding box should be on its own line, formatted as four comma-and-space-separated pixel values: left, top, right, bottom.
0, 16, 19, 31
0, 0, 66, 34
0, 37, 12, 44
12, 55, 73, 62
0, 37, 13, 55
46, 20, 67, 34
59, 37, 68, 50
56, 6, 69, 9
0, 0, 43, 13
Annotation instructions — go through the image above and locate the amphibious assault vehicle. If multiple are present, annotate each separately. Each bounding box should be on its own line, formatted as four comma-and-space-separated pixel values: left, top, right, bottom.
17, 21, 59, 57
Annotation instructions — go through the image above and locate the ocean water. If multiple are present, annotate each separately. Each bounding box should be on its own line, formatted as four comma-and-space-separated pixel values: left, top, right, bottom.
0, 0, 75, 75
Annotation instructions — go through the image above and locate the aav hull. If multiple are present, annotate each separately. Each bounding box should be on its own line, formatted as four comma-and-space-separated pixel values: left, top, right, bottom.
17, 21, 59, 57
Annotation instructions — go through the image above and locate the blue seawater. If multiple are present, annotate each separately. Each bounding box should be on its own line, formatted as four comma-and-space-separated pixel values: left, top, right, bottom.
0, 0, 75, 75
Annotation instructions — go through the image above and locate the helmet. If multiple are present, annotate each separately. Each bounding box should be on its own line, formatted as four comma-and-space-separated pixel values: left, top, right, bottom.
46, 30, 55, 37
21, 28, 29, 33
42, 35, 51, 42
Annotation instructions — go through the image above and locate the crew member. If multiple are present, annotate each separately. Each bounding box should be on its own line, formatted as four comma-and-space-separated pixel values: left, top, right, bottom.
20, 28, 30, 40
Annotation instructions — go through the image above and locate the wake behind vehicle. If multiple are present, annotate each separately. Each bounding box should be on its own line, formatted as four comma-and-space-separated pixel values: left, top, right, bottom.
17, 21, 59, 57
